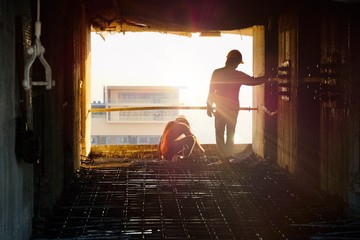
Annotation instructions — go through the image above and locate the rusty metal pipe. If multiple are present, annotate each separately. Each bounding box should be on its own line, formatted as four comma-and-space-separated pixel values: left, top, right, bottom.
89, 106, 258, 113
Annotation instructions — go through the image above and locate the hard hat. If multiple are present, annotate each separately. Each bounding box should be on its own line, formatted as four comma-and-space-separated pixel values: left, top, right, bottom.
227, 49, 244, 64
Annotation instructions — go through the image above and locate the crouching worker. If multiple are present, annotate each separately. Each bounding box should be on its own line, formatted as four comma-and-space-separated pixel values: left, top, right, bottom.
158, 115, 205, 161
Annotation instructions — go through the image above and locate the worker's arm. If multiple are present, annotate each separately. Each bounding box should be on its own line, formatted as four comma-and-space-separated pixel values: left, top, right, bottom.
239, 72, 268, 86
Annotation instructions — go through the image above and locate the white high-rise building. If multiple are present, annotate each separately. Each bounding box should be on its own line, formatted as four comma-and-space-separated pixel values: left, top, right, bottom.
91, 86, 180, 145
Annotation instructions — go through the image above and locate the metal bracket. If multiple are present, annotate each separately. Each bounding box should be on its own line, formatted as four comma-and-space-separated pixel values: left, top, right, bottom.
303, 63, 338, 106
22, 6, 55, 92
269, 60, 291, 101
23, 37, 55, 91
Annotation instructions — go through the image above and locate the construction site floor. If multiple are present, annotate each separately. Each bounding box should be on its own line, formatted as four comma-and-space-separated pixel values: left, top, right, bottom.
32, 153, 360, 239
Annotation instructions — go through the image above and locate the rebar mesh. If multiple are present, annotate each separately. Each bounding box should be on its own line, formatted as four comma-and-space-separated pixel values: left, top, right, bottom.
32, 153, 359, 239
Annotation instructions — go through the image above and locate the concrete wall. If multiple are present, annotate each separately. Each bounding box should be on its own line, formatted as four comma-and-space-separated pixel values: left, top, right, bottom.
275, 2, 360, 214
60, 0, 89, 178
264, 16, 278, 163
277, 11, 298, 173
81, 9, 92, 158
0, 0, 33, 239
318, 2, 360, 214
1, 0, 88, 238
32, 0, 65, 214
296, 1, 322, 185
252, 26, 266, 158
289, 1, 360, 214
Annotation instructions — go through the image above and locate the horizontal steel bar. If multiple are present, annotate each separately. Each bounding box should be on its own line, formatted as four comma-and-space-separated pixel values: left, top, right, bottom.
89, 106, 258, 113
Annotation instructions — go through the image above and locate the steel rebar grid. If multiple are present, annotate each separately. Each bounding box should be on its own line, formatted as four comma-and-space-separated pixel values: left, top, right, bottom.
32, 155, 359, 239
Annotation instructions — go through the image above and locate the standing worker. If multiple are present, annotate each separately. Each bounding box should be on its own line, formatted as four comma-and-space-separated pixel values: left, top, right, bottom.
206, 49, 267, 159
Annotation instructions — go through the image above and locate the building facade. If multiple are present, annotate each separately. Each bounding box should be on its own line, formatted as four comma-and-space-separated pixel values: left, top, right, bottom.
91, 86, 180, 145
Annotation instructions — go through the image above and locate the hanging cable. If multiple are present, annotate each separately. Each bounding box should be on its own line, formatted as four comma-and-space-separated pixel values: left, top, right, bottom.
23, 0, 55, 91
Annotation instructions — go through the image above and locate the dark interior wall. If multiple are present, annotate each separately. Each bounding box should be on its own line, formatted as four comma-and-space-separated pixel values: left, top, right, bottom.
319, 2, 360, 213
1, 0, 87, 237
264, 16, 278, 163
276, 10, 298, 173
348, 3, 360, 212
60, 0, 88, 181
32, 0, 87, 213
274, 1, 360, 213
296, 1, 321, 184
0, 0, 34, 239
32, 0, 65, 213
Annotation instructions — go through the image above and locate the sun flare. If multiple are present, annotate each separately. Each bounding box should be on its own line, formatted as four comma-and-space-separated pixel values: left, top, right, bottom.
91, 31, 254, 143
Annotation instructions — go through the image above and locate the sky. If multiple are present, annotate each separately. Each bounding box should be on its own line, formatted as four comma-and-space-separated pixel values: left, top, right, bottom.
91, 31, 254, 143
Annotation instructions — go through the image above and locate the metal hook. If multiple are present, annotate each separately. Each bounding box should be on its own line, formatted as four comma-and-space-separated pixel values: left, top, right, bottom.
22, 2, 54, 91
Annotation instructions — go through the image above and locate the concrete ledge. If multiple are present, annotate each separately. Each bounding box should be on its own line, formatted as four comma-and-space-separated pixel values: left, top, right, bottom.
89, 144, 253, 158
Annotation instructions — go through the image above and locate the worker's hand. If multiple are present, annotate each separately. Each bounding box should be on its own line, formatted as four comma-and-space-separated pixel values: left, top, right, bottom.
206, 105, 213, 117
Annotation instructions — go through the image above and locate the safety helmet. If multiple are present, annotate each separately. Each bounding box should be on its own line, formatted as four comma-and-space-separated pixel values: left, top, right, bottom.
227, 49, 244, 64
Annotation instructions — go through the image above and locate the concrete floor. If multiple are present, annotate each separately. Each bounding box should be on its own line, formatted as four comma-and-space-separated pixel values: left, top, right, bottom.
32, 152, 360, 239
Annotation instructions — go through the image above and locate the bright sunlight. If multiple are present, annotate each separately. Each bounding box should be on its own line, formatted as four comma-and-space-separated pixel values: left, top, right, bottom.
91, 32, 254, 144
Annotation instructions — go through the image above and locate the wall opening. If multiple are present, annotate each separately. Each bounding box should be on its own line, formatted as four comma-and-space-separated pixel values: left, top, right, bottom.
90, 31, 254, 145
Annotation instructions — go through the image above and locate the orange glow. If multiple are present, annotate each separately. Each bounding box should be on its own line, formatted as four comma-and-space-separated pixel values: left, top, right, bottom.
91, 32, 254, 144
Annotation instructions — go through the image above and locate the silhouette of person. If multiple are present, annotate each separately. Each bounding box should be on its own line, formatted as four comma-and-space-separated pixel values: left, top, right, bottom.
206, 49, 267, 159
158, 115, 205, 161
